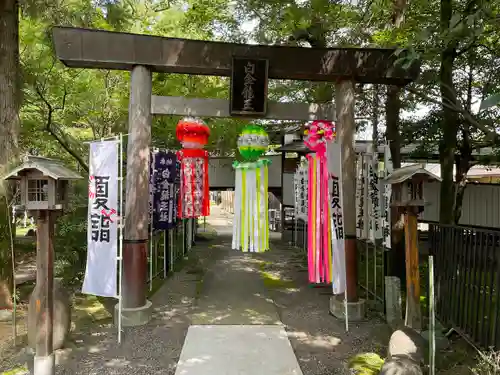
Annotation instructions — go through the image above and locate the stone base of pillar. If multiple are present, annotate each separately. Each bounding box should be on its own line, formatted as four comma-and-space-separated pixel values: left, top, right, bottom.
385, 276, 404, 329
0, 309, 12, 322
34, 353, 55, 375
329, 296, 366, 322
114, 300, 153, 327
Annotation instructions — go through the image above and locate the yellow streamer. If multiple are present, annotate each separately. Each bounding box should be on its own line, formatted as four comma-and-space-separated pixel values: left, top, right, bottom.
311, 157, 317, 267
264, 165, 269, 250
241, 169, 247, 252
256, 167, 262, 252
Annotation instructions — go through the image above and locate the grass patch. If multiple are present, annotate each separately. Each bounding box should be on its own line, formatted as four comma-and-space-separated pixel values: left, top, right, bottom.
259, 263, 295, 289
15, 227, 31, 237
72, 294, 112, 324
1, 366, 28, 375
348, 353, 385, 375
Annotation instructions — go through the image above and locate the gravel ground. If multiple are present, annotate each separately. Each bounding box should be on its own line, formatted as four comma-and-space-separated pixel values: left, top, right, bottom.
0, 238, 222, 375
1, 213, 391, 375
256, 240, 392, 375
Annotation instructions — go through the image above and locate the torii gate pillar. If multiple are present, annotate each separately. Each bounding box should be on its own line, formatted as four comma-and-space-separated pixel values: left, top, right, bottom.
118, 65, 153, 325
336, 80, 358, 302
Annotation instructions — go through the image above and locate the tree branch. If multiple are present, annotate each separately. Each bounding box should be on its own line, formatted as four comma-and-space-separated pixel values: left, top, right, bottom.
35, 86, 89, 172
406, 86, 499, 140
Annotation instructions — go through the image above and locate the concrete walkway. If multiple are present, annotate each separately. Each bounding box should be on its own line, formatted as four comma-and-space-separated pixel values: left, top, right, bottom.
175, 325, 302, 375
191, 250, 281, 325
175, 206, 303, 375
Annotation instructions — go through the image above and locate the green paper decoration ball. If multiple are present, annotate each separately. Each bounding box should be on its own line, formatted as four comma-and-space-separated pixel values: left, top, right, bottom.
237, 125, 269, 161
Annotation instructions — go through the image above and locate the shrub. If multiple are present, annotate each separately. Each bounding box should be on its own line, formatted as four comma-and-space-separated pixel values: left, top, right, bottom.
471, 350, 500, 374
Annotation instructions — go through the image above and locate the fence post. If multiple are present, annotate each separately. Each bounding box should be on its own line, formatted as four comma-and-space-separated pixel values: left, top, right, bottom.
169, 227, 174, 272
429, 255, 436, 375
183, 219, 187, 256
164, 230, 169, 278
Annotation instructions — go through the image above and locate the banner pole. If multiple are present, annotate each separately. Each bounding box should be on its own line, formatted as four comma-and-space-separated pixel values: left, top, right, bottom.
294, 216, 297, 247
149, 212, 153, 291
164, 230, 167, 278
149, 152, 154, 292
118, 133, 123, 344
170, 228, 174, 272
429, 255, 436, 375
341, 142, 349, 332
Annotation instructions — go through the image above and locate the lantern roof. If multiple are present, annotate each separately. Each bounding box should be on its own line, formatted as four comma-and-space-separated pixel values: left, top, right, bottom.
384, 163, 441, 185
2, 155, 83, 181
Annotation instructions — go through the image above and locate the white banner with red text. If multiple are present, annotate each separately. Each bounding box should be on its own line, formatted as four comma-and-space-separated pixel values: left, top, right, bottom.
82, 140, 119, 297
327, 140, 346, 295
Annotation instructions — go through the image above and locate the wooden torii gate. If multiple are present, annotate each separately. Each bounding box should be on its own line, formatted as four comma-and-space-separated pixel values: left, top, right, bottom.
52, 26, 420, 326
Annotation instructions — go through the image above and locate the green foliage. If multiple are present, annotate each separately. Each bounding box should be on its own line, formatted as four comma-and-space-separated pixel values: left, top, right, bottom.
54, 180, 88, 285
8, 0, 500, 285
348, 353, 385, 375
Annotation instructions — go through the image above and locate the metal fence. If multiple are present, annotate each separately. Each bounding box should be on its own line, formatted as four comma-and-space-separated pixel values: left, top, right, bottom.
429, 223, 500, 349
147, 218, 197, 289
357, 240, 386, 315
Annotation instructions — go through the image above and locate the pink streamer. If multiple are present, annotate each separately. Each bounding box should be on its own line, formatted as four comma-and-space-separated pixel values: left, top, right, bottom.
321, 149, 330, 283
306, 153, 314, 283
315, 156, 320, 283
304, 120, 336, 285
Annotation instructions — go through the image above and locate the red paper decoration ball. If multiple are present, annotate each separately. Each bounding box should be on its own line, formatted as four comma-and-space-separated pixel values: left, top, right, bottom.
176, 117, 210, 149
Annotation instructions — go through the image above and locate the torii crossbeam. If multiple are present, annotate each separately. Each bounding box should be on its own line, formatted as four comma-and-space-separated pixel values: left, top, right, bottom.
52, 26, 420, 327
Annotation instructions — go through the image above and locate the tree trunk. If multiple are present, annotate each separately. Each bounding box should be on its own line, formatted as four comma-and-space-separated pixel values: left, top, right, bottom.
0, 0, 20, 309
439, 0, 459, 225
385, 0, 406, 279
453, 134, 472, 224
453, 161, 469, 225
453, 57, 475, 225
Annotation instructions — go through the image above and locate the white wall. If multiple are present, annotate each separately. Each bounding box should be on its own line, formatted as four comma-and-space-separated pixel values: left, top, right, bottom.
422, 181, 500, 228
209, 155, 282, 189
210, 157, 500, 229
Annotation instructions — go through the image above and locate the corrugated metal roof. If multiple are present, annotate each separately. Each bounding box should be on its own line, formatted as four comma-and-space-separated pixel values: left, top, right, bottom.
385, 163, 442, 184
403, 162, 500, 179
3, 155, 83, 180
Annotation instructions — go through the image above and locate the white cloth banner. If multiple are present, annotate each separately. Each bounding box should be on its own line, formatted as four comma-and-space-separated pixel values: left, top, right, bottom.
327, 141, 346, 295
382, 142, 393, 249
368, 148, 382, 242
293, 159, 308, 220
355, 154, 369, 239
355, 154, 363, 238
232, 168, 242, 251
82, 140, 119, 298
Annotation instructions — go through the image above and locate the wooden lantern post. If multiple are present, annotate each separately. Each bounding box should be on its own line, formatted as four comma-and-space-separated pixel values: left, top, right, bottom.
384, 164, 441, 331
2, 156, 82, 375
